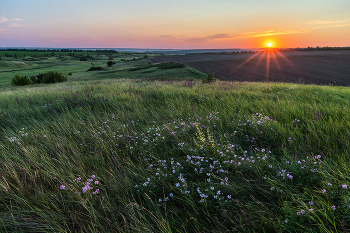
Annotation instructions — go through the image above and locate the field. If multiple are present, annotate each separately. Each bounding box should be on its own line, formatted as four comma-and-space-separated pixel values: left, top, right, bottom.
0, 52, 204, 88
1, 50, 350, 232
152, 50, 350, 86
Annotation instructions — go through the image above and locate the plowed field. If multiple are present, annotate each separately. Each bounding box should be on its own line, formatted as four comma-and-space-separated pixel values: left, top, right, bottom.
152, 50, 350, 86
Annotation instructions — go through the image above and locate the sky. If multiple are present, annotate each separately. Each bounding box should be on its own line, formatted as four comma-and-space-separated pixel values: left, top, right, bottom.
1, 0, 350, 49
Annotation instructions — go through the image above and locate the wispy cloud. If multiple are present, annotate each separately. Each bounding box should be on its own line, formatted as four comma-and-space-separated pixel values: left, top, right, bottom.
183, 33, 237, 43
160, 35, 172, 38
0, 17, 8, 23
238, 30, 303, 38
8, 23, 25, 28
12, 18, 25, 21
309, 19, 350, 25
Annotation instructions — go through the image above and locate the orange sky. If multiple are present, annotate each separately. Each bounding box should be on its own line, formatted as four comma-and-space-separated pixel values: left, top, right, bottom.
1, 0, 350, 48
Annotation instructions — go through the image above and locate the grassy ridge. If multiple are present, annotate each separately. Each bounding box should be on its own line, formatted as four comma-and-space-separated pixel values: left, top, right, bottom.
1, 79, 350, 232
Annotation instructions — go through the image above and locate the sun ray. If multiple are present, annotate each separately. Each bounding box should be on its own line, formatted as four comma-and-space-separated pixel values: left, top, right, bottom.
266, 49, 271, 82
273, 49, 299, 70
270, 48, 282, 73
231, 50, 264, 73
252, 49, 267, 74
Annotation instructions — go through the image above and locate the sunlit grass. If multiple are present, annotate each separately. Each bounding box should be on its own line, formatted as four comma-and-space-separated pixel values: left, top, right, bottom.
1, 79, 350, 232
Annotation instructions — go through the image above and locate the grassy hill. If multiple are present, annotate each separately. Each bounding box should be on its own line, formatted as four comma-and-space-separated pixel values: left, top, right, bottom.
1, 52, 350, 232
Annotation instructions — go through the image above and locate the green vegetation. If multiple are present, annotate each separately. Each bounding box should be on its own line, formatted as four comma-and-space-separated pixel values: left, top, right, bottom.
1, 50, 350, 232
10, 74, 32, 86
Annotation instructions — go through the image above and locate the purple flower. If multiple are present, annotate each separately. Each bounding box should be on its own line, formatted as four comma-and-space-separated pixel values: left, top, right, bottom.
322, 189, 326, 194
328, 183, 332, 186
342, 184, 347, 189
309, 201, 313, 205
94, 180, 99, 185
331, 206, 336, 210
91, 175, 95, 178
309, 208, 314, 212
301, 210, 305, 214
60, 185, 65, 190
297, 212, 301, 216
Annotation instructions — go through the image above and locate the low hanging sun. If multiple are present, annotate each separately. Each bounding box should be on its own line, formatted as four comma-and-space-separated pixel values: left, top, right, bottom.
268, 43, 272, 47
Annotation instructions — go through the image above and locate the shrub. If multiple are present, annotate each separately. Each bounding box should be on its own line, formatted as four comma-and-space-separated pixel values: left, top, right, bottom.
107, 61, 113, 67
11, 75, 33, 86
202, 70, 216, 83
87, 67, 103, 71
41, 71, 67, 84
30, 75, 38, 84
155, 61, 186, 69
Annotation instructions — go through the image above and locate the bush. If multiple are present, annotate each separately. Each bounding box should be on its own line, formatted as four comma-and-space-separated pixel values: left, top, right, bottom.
202, 70, 216, 83
155, 61, 186, 69
87, 66, 103, 71
11, 75, 33, 86
107, 61, 113, 67
41, 71, 67, 84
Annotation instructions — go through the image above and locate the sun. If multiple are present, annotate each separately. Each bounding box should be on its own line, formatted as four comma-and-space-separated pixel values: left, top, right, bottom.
268, 43, 272, 47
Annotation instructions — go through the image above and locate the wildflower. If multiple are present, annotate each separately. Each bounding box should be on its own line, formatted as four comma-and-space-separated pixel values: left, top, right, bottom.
271, 187, 275, 190
322, 189, 326, 194
287, 174, 293, 179
331, 206, 336, 210
285, 219, 288, 223
342, 184, 347, 189
301, 210, 305, 214
94, 181, 99, 185
227, 195, 231, 199
298, 161, 301, 164
91, 175, 95, 178
210, 186, 214, 190
269, 165, 272, 168
309, 209, 314, 212
309, 201, 313, 205
60, 185, 65, 190
169, 193, 173, 197
328, 183, 332, 186
297, 212, 301, 216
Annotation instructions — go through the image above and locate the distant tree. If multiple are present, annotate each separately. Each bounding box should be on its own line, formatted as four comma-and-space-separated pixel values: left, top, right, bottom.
144, 55, 149, 59
0, 56, 1, 60
107, 61, 113, 67
14, 54, 18, 59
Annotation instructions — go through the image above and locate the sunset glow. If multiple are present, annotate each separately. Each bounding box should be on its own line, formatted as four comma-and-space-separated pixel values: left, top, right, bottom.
1, 0, 350, 48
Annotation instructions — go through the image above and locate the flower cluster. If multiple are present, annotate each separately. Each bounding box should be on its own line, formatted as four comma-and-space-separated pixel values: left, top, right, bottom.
60, 175, 100, 195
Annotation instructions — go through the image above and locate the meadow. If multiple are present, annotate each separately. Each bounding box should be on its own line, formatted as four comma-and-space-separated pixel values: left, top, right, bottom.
1, 51, 350, 232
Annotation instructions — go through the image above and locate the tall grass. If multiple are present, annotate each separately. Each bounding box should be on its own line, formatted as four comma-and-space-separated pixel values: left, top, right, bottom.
1, 79, 350, 232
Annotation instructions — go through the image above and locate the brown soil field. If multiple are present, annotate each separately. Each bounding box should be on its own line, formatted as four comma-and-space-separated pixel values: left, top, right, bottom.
151, 50, 350, 86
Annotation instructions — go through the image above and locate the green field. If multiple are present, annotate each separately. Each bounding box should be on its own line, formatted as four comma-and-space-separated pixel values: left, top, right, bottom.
1, 51, 350, 232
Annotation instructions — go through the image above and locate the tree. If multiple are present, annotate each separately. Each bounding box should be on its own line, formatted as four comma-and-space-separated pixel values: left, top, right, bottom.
107, 61, 113, 67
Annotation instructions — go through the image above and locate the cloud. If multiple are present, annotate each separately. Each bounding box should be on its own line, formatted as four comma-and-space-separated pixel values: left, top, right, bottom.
8, 23, 24, 28
309, 19, 350, 25
12, 18, 25, 21
183, 33, 237, 43
238, 30, 303, 38
160, 35, 172, 37
0, 17, 8, 23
